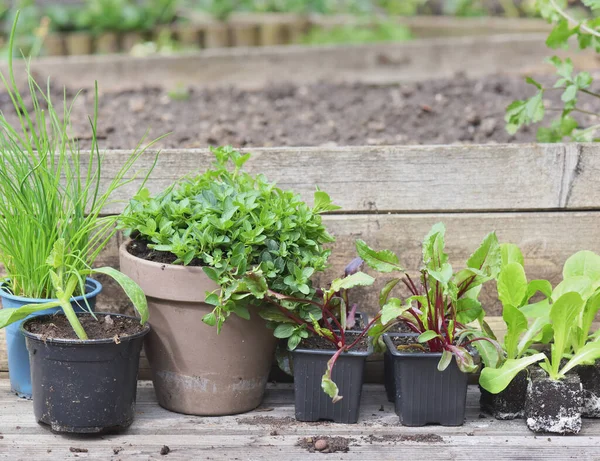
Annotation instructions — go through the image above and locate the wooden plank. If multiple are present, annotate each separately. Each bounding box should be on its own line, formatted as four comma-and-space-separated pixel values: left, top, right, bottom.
1, 382, 600, 460
86, 145, 600, 215
5, 34, 592, 91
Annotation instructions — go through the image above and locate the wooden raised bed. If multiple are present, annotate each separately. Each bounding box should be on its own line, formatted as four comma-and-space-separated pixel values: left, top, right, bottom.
0, 143, 598, 381
38, 13, 552, 56
6, 34, 593, 92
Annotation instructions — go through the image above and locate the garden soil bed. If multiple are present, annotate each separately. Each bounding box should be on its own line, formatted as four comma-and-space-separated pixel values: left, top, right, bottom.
10, 73, 593, 149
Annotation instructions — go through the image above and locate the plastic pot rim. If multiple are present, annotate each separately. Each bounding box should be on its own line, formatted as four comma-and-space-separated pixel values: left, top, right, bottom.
293, 330, 373, 357
21, 312, 150, 346
0, 277, 102, 304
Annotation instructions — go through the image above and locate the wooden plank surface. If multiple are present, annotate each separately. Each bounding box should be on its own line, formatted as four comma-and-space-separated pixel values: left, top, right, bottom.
90, 144, 600, 215
7, 34, 593, 91
1, 381, 599, 460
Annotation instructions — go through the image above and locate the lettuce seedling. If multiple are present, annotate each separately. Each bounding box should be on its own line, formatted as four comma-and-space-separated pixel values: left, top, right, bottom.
481, 250, 600, 393
357, 223, 503, 374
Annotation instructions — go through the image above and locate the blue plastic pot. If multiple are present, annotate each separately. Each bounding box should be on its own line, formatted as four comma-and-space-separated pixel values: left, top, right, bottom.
0, 278, 102, 399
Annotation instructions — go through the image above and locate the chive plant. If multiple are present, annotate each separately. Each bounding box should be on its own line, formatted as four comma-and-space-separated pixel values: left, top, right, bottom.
0, 13, 163, 339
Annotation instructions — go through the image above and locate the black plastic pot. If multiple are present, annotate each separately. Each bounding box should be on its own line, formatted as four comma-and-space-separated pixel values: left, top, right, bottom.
384, 332, 418, 402
292, 332, 371, 424
22, 313, 149, 434
384, 333, 469, 427
480, 369, 528, 419
525, 370, 583, 434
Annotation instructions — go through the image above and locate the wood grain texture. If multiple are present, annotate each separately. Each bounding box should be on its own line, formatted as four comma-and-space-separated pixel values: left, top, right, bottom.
1, 382, 599, 460
89, 144, 600, 215
5, 34, 593, 91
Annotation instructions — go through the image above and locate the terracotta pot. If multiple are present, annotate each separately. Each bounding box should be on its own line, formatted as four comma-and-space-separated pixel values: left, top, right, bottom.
119, 241, 277, 416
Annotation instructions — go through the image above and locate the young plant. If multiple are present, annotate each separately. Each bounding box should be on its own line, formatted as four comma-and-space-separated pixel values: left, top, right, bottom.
119, 146, 338, 332
506, 1, 600, 141
0, 14, 163, 339
226, 256, 376, 402
357, 223, 503, 373
481, 250, 600, 393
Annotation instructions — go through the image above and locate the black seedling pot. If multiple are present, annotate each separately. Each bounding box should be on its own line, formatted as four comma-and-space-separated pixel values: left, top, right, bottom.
572, 362, 600, 418
384, 332, 418, 403
480, 369, 528, 420
22, 313, 149, 434
384, 333, 469, 427
292, 332, 371, 424
525, 370, 583, 434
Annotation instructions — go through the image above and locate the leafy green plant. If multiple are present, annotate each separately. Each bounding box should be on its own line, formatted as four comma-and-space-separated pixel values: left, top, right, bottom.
480, 249, 600, 393
300, 21, 412, 45
119, 146, 338, 332
0, 13, 163, 339
356, 223, 503, 373
505, 0, 600, 141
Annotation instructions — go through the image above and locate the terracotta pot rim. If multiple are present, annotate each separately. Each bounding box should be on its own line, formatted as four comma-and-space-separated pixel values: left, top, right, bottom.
119, 240, 208, 274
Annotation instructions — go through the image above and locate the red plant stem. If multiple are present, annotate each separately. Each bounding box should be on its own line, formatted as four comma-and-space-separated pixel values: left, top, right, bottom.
405, 273, 420, 295
320, 306, 343, 345
345, 314, 381, 351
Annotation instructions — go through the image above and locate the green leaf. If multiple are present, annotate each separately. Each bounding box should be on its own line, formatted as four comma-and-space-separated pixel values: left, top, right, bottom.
321, 373, 341, 403
274, 323, 296, 339
288, 334, 302, 350
330, 272, 374, 292
456, 298, 483, 324
202, 312, 217, 326
231, 302, 251, 320
525, 77, 543, 90
517, 315, 551, 356
45, 238, 65, 269
552, 276, 594, 302
467, 232, 500, 276
0, 301, 62, 329
563, 250, 600, 283
355, 239, 402, 273
243, 272, 268, 299
583, 0, 600, 10
550, 292, 585, 377
546, 20, 573, 49
472, 339, 501, 369
579, 290, 600, 348
526, 280, 553, 301
379, 278, 400, 307
202, 267, 220, 283
418, 330, 440, 343
561, 342, 600, 376
93, 267, 149, 324
520, 299, 551, 318
502, 304, 528, 360
497, 262, 528, 308
313, 190, 341, 213
438, 350, 453, 371
381, 298, 411, 325
562, 84, 578, 103
500, 243, 524, 267
422, 223, 448, 273
479, 353, 546, 394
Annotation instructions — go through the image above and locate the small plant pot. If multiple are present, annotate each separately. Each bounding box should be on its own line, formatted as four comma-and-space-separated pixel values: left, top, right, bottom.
480, 369, 528, 419
43, 33, 65, 56
573, 362, 600, 417
292, 334, 371, 424
384, 333, 469, 426
0, 278, 102, 399
119, 242, 277, 416
121, 31, 144, 51
525, 371, 583, 434
22, 313, 149, 434
384, 332, 418, 402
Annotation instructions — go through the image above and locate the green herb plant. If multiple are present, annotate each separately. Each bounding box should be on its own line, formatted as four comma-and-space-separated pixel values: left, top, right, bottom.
505, 0, 600, 141
480, 249, 600, 393
356, 223, 503, 373
300, 21, 412, 45
119, 146, 338, 333
0, 13, 163, 339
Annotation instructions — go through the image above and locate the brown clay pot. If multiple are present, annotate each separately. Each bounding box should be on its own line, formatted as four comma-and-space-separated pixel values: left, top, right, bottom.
119, 241, 277, 416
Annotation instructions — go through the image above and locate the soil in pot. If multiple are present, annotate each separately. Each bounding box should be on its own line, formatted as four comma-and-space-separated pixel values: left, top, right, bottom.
573, 363, 600, 418
293, 332, 370, 424
384, 333, 469, 427
23, 313, 149, 434
480, 369, 528, 420
525, 372, 583, 434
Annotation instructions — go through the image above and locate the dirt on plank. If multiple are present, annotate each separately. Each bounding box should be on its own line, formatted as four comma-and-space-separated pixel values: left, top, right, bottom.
297, 436, 354, 453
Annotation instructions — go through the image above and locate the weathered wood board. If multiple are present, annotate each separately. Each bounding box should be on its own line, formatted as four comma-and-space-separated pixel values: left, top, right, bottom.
1, 381, 600, 460
7, 34, 593, 91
